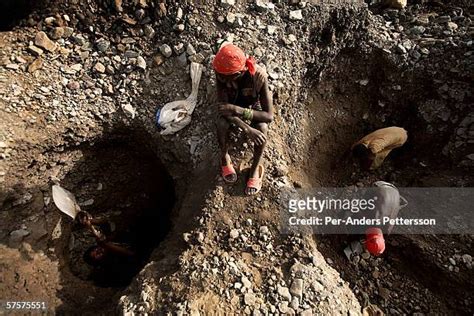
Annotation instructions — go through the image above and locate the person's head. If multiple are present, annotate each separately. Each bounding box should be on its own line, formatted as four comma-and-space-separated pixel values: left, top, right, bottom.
213, 43, 256, 84
352, 144, 373, 170
364, 227, 385, 256
83, 245, 107, 266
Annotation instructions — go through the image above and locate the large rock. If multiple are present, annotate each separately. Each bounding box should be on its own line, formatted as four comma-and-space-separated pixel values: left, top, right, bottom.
34, 32, 57, 52
384, 0, 407, 9
160, 44, 172, 58
289, 10, 303, 21
28, 58, 43, 73
220, 0, 235, 8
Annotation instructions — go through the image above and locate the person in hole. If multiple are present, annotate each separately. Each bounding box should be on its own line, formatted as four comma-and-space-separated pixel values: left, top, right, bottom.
78, 211, 138, 287
352, 126, 408, 170
214, 43, 274, 195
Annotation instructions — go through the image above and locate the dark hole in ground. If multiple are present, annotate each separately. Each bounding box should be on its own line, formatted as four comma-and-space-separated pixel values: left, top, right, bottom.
56, 133, 175, 313
299, 50, 474, 314
0, 0, 45, 31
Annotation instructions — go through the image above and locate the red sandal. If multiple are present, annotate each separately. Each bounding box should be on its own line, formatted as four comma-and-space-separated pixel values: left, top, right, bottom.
246, 165, 264, 195
221, 164, 237, 183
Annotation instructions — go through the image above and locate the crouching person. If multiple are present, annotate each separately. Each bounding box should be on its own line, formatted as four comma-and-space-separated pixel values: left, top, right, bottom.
213, 44, 274, 195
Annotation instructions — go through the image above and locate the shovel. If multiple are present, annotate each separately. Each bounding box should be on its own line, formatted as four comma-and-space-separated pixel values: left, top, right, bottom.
52, 185, 81, 219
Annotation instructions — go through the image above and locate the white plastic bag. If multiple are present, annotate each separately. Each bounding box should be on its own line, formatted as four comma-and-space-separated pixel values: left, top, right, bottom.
157, 62, 203, 135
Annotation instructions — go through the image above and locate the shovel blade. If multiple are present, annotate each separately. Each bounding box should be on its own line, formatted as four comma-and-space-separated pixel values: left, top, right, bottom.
52, 185, 80, 219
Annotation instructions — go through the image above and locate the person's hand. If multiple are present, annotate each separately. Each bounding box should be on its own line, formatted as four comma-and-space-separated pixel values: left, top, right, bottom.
95, 231, 107, 243
77, 211, 92, 227
247, 127, 267, 146
218, 103, 238, 117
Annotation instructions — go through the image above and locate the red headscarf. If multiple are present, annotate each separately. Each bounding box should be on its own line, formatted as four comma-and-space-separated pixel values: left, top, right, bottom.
213, 43, 256, 76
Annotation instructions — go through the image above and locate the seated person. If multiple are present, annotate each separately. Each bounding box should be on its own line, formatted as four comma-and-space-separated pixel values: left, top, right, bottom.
214, 43, 274, 195
352, 126, 407, 170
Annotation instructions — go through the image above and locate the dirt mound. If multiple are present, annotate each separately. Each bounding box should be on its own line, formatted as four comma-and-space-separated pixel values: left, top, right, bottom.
0, 0, 472, 314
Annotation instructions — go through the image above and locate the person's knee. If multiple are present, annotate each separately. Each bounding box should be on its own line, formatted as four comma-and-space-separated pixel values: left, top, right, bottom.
255, 123, 268, 135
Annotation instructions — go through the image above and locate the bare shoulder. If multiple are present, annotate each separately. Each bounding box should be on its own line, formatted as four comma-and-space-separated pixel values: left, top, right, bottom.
255, 65, 268, 80
254, 65, 268, 91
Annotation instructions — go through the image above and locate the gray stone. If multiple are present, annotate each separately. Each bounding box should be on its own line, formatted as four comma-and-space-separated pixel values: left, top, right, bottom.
230, 229, 239, 239
227, 12, 236, 25
106, 65, 115, 75
136, 56, 146, 70
96, 38, 110, 52
174, 24, 185, 32
411, 50, 421, 59
289, 10, 303, 21
160, 44, 172, 58
290, 279, 303, 299
9, 229, 30, 247
255, 0, 268, 12
277, 285, 292, 301
396, 44, 407, 54
177, 53, 187, 66
267, 25, 277, 35
220, 0, 235, 8
244, 293, 256, 306
28, 58, 43, 73
63, 27, 74, 38
50, 27, 65, 40
462, 254, 472, 264
259, 226, 269, 235
125, 50, 139, 58
28, 45, 43, 56
174, 43, 185, 55
385, 0, 406, 9
186, 44, 196, 56
300, 309, 313, 316
144, 25, 155, 38
410, 26, 425, 35
35, 31, 57, 52
436, 16, 451, 24
447, 22, 458, 31
241, 275, 252, 289
94, 62, 105, 73
72, 34, 86, 46
290, 297, 299, 310
176, 7, 183, 21
67, 80, 80, 90
278, 301, 289, 313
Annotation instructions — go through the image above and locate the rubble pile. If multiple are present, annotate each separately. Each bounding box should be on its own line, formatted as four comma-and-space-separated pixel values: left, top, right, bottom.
0, 0, 472, 314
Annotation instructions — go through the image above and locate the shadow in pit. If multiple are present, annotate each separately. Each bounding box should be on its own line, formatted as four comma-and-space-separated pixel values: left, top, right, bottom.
53, 128, 175, 314
297, 48, 474, 313
0, 0, 50, 31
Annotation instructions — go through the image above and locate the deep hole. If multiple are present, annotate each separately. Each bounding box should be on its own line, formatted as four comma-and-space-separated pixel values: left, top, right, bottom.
56, 134, 175, 311
299, 50, 474, 313
0, 0, 42, 31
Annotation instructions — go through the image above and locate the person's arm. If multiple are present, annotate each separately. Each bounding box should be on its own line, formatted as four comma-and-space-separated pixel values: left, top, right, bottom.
90, 217, 108, 225
227, 116, 266, 146
100, 241, 135, 257
218, 78, 273, 123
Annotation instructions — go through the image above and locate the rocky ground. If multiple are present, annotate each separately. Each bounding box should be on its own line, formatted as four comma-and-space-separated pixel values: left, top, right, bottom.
0, 0, 473, 315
